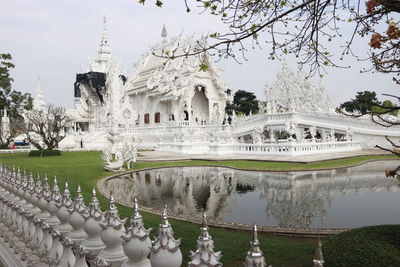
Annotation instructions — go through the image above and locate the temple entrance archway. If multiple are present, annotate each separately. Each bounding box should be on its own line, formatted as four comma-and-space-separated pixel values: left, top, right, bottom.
191, 86, 209, 125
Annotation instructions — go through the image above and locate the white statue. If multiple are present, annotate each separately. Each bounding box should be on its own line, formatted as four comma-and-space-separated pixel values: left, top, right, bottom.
101, 136, 138, 172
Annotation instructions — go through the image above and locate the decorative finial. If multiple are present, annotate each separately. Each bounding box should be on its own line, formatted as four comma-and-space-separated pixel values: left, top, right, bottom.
83, 186, 103, 219
188, 212, 222, 266
77, 183, 81, 194
53, 176, 59, 192
150, 202, 182, 266
161, 202, 169, 227
313, 239, 324, 267
109, 191, 114, 203
132, 198, 141, 219
244, 224, 266, 267
161, 24, 167, 38
199, 212, 211, 241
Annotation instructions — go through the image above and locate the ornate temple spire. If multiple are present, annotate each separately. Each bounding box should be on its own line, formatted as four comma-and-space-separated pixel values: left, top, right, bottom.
98, 15, 112, 62
313, 239, 324, 267
33, 76, 46, 110
244, 224, 266, 267
161, 24, 167, 38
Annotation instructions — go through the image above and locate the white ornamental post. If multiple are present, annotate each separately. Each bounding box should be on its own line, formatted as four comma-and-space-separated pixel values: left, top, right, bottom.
73, 245, 90, 267
38, 222, 53, 259
30, 218, 44, 252
98, 192, 127, 266
81, 187, 105, 256
56, 181, 73, 233
244, 224, 266, 267
29, 174, 43, 215
150, 203, 182, 267
37, 176, 51, 219
47, 228, 64, 266
67, 184, 87, 243
23, 210, 35, 243
45, 176, 61, 226
121, 198, 152, 267
59, 237, 76, 267
313, 240, 324, 267
188, 213, 222, 267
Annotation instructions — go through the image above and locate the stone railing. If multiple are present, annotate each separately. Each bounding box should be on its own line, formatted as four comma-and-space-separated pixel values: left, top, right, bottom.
159, 140, 361, 156
0, 165, 325, 267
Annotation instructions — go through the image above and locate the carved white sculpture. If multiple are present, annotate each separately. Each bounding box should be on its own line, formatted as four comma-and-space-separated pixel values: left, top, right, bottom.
101, 137, 138, 172
188, 213, 222, 267
82, 187, 105, 256
46, 176, 62, 226
55, 181, 74, 234
150, 203, 182, 267
121, 198, 152, 267
67, 183, 88, 243
98, 192, 127, 266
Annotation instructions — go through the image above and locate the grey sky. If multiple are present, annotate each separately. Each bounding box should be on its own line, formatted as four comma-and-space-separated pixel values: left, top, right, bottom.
1, 0, 398, 108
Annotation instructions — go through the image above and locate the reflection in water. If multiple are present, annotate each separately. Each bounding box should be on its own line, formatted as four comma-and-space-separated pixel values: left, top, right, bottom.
104, 161, 400, 229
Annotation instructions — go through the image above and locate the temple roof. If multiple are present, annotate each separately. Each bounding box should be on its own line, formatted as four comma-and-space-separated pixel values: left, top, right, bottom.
126, 33, 227, 101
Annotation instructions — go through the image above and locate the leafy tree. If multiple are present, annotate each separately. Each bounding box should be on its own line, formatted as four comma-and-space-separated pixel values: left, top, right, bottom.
340, 91, 380, 114
227, 90, 259, 116
0, 53, 32, 146
18, 104, 73, 150
371, 100, 398, 116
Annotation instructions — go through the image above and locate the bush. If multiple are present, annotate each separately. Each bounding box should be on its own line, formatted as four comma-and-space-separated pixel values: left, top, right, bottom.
324, 225, 400, 266
29, 150, 61, 157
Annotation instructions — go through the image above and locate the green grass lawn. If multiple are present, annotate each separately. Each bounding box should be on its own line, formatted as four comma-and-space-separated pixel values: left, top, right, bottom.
0, 151, 397, 266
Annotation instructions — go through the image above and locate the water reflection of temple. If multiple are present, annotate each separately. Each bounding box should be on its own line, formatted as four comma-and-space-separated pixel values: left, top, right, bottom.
104, 161, 400, 228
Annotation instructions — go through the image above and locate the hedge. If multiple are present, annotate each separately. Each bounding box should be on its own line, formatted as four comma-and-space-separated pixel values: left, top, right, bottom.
28, 150, 61, 157
324, 225, 400, 266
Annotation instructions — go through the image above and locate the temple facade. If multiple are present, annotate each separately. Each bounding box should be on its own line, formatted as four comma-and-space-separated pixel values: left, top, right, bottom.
56, 18, 400, 156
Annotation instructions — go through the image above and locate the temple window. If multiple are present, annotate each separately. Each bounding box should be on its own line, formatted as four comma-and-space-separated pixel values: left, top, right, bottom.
144, 113, 150, 124
154, 112, 160, 123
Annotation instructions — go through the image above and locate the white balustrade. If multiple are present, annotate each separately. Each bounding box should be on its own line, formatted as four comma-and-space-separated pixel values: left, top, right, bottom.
150, 203, 182, 267
82, 187, 106, 256
121, 198, 152, 267
67, 183, 88, 243
0, 164, 326, 267
56, 181, 73, 233
98, 192, 127, 266
46, 176, 62, 226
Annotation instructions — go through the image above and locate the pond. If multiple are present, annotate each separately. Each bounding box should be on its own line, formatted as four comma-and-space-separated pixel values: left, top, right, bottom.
104, 160, 400, 229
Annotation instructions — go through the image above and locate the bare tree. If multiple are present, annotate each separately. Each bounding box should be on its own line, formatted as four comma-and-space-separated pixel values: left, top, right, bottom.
18, 105, 73, 150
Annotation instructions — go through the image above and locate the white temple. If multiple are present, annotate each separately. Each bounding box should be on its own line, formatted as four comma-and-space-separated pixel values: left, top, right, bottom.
49, 18, 399, 156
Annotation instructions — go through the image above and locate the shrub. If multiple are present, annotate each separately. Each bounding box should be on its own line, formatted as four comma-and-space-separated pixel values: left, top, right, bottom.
324, 225, 400, 266
28, 150, 61, 157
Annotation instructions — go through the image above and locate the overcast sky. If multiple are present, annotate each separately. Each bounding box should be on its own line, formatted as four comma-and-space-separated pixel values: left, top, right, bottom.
1, 0, 398, 108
